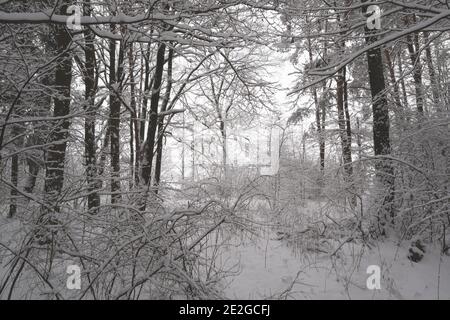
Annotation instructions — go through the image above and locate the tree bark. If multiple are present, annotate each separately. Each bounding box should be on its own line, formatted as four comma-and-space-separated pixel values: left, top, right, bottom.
423, 32, 441, 112
24, 156, 40, 194
44, 4, 73, 209
142, 41, 166, 186
384, 48, 404, 120
405, 16, 424, 116
128, 45, 139, 187
307, 38, 325, 176
138, 43, 152, 182
154, 47, 174, 192
363, 0, 395, 232
8, 153, 18, 218
109, 26, 123, 203
397, 51, 409, 113
83, 0, 100, 213
336, 68, 353, 183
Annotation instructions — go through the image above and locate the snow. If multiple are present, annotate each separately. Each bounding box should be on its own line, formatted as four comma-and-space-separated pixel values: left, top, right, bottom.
0, 11, 169, 25
1, 198, 449, 300
220, 205, 450, 300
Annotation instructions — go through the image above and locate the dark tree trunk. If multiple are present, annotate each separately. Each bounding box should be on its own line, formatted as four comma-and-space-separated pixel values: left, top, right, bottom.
128, 45, 139, 187
307, 37, 325, 176
334, 1, 354, 193
97, 123, 110, 185
8, 114, 24, 218
342, 67, 357, 207
137, 43, 154, 187
343, 68, 352, 150
314, 88, 325, 173
397, 51, 409, 113
24, 156, 39, 194
142, 42, 166, 186
363, 0, 395, 232
83, 0, 100, 213
8, 153, 18, 218
44, 5, 73, 208
320, 87, 326, 172
220, 118, 227, 178
336, 68, 353, 182
109, 27, 123, 203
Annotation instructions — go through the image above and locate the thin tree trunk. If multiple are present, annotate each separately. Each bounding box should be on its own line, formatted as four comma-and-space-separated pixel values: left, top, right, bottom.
397, 51, 409, 112
24, 156, 39, 194
336, 68, 353, 182
320, 86, 326, 171
343, 68, 352, 150
336, 0, 354, 196
8, 153, 18, 218
384, 48, 404, 119
142, 42, 166, 186
109, 26, 123, 203
356, 117, 363, 193
97, 123, 110, 184
220, 118, 227, 179
83, 0, 100, 213
315, 88, 325, 173
129, 118, 135, 190
405, 16, 424, 116
319, 20, 328, 176
140, 44, 154, 174
307, 38, 324, 176
181, 112, 185, 180
356, 117, 362, 161
128, 45, 138, 187
342, 67, 357, 206
423, 32, 441, 112
154, 47, 174, 193
435, 43, 450, 109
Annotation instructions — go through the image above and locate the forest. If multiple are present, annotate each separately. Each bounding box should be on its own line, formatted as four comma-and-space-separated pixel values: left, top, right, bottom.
0, 0, 449, 300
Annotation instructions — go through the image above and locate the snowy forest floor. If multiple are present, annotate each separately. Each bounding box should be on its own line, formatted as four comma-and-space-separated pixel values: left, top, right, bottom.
1, 198, 449, 300
218, 201, 450, 300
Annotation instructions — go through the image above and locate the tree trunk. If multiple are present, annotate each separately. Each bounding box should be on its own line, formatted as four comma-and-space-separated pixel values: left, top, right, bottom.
307, 38, 324, 177
320, 87, 326, 172
138, 43, 152, 183
397, 51, 409, 112
8, 154, 18, 218
336, 68, 353, 183
44, 4, 73, 209
8, 114, 23, 218
405, 16, 424, 116
343, 68, 352, 150
315, 88, 325, 173
24, 156, 39, 194
384, 48, 404, 122
363, 0, 395, 233
142, 42, 166, 186
154, 47, 174, 193
83, 0, 100, 213
220, 118, 227, 179
423, 32, 441, 112
435, 43, 450, 109
109, 27, 123, 203
128, 45, 139, 187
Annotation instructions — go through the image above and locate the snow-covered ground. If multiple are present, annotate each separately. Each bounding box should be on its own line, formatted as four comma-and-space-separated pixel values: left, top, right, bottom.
1, 204, 449, 300
221, 210, 450, 300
